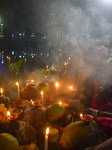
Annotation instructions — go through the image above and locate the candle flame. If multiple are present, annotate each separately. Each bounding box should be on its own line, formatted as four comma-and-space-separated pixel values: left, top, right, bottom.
70, 86, 73, 90
16, 82, 19, 86
1, 88, 3, 93
41, 91, 43, 96
59, 101, 62, 105
55, 82, 59, 87
80, 113, 83, 119
32, 101, 34, 104
31, 80, 34, 83
46, 127, 49, 135
7, 111, 10, 116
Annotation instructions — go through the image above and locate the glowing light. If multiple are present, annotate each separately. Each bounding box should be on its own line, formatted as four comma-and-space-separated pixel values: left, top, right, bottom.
80, 113, 83, 119
16, 82, 20, 99
41, 91, 43, 96
70, 86, 73, 90
55, 82, 59, 87
59, 101, 62, 105
7, 111, 10, 116
46, 127, 49, 135
1, 88, 3, 94
45, 127, 49, 150
16, 82, 19, 86
31, 80, 34, 83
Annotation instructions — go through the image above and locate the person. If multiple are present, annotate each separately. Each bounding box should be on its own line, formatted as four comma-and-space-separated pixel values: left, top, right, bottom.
91, 85, 112, 112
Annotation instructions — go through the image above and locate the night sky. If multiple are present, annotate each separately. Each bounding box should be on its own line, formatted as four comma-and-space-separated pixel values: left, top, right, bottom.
0, 0, 112, 38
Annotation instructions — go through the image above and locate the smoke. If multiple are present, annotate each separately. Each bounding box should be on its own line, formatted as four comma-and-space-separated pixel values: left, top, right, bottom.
33, 0, 112, 88
1, 0, 112, 101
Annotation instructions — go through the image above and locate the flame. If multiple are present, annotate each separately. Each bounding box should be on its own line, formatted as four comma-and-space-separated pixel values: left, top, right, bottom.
59, 101, 62, 105
41, 91, 43, 96
55, 82, 59, 87
1, 88, 3, 93
7, 111, 10, 116
80, 113, 83, 119
70, 86, 73, 90
46, 127, 49, 135
16, 82, 19, 86
31, 80, 34, 83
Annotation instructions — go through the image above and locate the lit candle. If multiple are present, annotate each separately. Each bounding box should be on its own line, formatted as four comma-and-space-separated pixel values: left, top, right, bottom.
7, 111, 10, 119
44, 127, 49, 150
58, 101, 68, 107
80, 113, 93, 122
55, 82, 59, 96
0, 88, 3, 95
69, 86, 73, 90
41, 91, 43, 107
59, 101, 62, 105
80, 113, 83, 120
16, 82, 20, 99
31, 79, 34, 83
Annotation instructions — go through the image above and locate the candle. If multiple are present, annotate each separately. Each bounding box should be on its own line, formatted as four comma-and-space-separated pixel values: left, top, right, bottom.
0, 88, 3, 95
16, 82, 20, 99
7, 111, 10, 119
44, 127, 49, 150
80, 113, 93, 122
41, 91, 43, 107
55, 82, 59, 96
80, 113, 83, 119
69, 86, 77, 91
31, 79, 34, 83
59, 101, 62, 105
58, 101, 68, 107
32, 101, 34, 105
69, 86, 73, 90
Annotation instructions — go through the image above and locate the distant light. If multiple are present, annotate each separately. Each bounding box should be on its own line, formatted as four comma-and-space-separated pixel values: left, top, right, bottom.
24, 53, 26, 55
32, 56, 34, 58
47, 52, 49, 56
12, 33, 14, 37
68, 57, 71, 60
12, 51, 14, 55
41, 53, 42, 56
19, 56, 21, 58
19, 33, 21, 36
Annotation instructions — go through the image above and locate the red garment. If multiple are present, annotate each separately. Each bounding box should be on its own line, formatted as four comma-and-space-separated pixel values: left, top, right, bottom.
91, 94, 112, 113
96, 117, 112, 137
